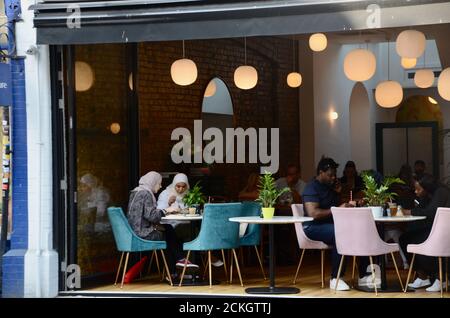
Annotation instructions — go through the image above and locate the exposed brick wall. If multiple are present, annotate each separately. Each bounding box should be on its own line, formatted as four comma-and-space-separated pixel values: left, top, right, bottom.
138, 37, 300, 199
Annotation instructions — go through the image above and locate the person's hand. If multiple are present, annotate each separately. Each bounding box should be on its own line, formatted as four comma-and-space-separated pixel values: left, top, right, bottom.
348, 200, 357, 207
166, 206, 180, 214
339, 202, 354, 208
403, 209, 412, 216
168, 195, 176, 205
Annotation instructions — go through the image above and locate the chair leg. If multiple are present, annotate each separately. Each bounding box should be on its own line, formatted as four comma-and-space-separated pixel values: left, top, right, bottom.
369, 256, 378, 296
321, 250, 325, 289
232, 249, 244, 287
147, 251, 155, 276
293, 249, 305, 284
404, 254, 416, 292
154, 250, 161, 277
114, 252, 125, 286
391, 252, 404, 291
334, 255, 345, 294
446, 257, 448, 293
439, 257, 443, 298
120, 252, 130, 289
203, 254, 209, 279
208, 251, 213, 288
178, 250, 191, 287
351, 256, 356, 288
221, 249, 228, 283
160, 250, 173, 286
229, 251, 234, 284
254, 246, 266, 280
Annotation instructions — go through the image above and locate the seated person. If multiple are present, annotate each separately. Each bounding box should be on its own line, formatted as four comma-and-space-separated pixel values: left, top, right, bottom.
238, 172, 260, 201
339, 161, 364, 204
157, 173, 190, 230
127, 171, 198, 279
157, 173, 223, 268
276, 164, 306, 205
413, 160, 426, 181
302, 157, 371, 291
400, 174, 450, 292
392, 164, 416, 209
384, 164, 415, 269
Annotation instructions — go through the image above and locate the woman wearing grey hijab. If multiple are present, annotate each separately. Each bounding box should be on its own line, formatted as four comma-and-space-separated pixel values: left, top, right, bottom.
127, 171, 186, 276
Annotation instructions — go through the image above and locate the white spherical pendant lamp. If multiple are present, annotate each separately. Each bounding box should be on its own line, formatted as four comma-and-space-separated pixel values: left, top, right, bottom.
375, 81, 403, 108
287, 72, 302, 88
171, 58, 198, 86
110, 123, 121, 134
75, 61, 94, 92
343, 49, 377, 82
401, 57, 417, 69
438, 67, 450, 101
234, 65, 258, 90
204, 80, 217, 97
414, 69, 434, 88
309, 33, 327, 52
396, 30, 426, 58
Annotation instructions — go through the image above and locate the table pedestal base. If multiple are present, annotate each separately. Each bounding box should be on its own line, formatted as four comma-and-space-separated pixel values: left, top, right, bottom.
245, 286, 300, 294
354, 283, 414, 293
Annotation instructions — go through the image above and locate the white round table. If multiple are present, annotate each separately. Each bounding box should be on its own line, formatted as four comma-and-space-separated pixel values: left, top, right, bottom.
374, 215, 426, 223
229, 216, 313, 295
161, 214, 203, 221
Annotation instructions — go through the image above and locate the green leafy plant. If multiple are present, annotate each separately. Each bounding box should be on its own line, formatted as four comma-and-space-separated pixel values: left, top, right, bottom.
256, 171, 290, 208
182, 182, 206, 207
361, 171, 404, 207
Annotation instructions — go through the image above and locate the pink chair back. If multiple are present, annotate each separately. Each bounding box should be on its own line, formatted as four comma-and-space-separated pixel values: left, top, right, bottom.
331, 207, 398, 256
414, 208, 450, 257
291, 204, 329, 250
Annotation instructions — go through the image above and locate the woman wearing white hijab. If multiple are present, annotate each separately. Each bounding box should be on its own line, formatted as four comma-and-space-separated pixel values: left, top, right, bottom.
127, 171, 187, 276
157, 173, 189, 228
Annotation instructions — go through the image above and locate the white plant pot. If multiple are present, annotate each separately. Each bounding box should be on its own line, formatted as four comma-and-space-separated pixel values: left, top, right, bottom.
369, 206, 383, 218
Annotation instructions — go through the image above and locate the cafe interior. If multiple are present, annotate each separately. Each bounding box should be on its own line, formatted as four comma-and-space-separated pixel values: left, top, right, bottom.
44, 0, 450, 297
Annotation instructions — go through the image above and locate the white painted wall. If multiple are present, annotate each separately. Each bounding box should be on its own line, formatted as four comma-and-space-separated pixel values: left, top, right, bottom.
312, 39, 442, 177
17, 0, 58, 298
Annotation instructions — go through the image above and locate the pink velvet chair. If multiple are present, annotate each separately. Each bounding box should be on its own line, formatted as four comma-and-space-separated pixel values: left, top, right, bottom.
291, 204, 331, 288
331, 207, 404, 295
404, 207, 450, 297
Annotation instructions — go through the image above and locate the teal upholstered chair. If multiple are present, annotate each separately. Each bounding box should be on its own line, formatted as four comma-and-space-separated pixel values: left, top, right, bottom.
178, 202, 243, 287
238, 201, 266, 280
107, 207, 172, 287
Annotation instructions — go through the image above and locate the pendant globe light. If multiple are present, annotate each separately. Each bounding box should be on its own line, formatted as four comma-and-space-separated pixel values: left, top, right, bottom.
75, 61, 94, 92
375, 41, 403, 108
171, 40, 198, 86
396, 30, 426, 59
414, 48, 434, 89
343, 47, 376, 82
287, 38, 302, 88
401, 57, 417, 69
309, 33, 327, 52
234, 37, 258, 90
438, 67, 450, 101
204, 80, 217, 97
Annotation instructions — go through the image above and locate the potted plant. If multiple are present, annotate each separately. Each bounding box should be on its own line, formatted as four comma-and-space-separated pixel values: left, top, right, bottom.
256, 171, 290, 219
182, 182, 206, 214
361, 171, 404, 218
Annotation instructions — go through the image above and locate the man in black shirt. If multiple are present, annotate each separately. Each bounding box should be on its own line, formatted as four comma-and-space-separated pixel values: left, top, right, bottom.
302, 157, 371, 290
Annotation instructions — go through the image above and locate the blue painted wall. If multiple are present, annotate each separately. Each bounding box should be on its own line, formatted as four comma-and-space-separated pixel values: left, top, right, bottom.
1, 0, 28, 298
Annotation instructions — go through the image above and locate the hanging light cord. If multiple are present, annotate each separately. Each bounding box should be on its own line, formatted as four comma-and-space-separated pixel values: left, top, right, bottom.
182, 40, 185, 58
387, 40, 390, 80
292, 37, 296, 71
244, 37, 247, 65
